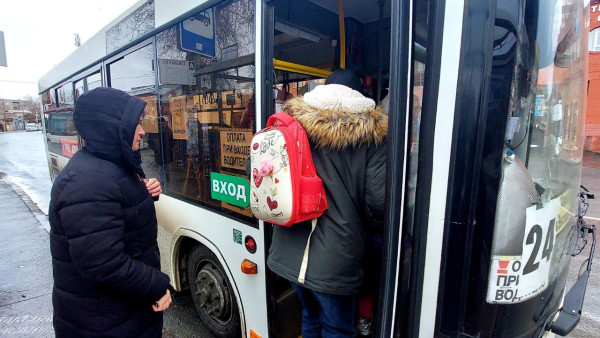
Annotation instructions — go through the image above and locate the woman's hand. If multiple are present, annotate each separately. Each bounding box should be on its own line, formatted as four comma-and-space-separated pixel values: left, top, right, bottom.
144, 178, 162, 197
152, 289, 172, 312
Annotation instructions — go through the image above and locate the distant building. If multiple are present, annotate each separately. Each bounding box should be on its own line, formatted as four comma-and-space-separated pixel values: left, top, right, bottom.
0, 98, 26, 111
0, 99, 35, 132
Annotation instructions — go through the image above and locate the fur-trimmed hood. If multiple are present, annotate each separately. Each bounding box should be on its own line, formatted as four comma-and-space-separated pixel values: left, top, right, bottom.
283, 84, 388, 149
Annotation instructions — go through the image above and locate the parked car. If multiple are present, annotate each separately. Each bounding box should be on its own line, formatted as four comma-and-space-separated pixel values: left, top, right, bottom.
25, 123, 38, 132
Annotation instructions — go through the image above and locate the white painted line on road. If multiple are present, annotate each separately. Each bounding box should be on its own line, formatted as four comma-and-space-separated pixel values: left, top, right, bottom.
583, 216, 600, 221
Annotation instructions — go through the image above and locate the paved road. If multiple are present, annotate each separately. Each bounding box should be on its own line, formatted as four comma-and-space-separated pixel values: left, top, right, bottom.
0, 131, 51, 216
0, 180, 53, 337
0, 130, 598, 337
567, 152, 600, 338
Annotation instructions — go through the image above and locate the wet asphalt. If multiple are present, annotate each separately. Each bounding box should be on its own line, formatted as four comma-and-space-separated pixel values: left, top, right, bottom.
0, 179, 53, 337
0, 130, 598, 337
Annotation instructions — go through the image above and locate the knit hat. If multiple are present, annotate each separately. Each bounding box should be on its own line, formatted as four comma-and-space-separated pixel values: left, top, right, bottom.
325, 69, 363, 93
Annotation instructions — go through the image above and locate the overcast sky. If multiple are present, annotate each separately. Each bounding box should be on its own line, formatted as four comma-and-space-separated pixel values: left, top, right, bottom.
0, 0, 139, 100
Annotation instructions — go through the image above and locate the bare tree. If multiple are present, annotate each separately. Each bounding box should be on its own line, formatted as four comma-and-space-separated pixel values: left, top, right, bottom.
106, 1, 155, 53
19, 95, 42, 122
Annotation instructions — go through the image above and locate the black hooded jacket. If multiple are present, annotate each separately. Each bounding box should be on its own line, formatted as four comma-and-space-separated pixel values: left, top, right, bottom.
49, 87, 170, 337
267, 84, 387, 295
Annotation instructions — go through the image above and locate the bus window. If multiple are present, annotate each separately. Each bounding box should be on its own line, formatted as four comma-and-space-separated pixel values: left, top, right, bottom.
43, 83, 78, 166
486, 0, 586, 310
434, 0, 589, 337
86, 72, 102, 91
106, 0, 154, 53
108, 44, 157, 185
74, 79, 84, 100
43, 86, 78, 180
42, 89, 56, 113
155, 0, 255, 224
108, 44, 155, 93
57, 83, 74, 107
75, 71, 102, 100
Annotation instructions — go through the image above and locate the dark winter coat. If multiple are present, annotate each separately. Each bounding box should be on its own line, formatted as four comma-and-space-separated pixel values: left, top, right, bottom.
267, 84, 388, 295
49, 87, 171, 337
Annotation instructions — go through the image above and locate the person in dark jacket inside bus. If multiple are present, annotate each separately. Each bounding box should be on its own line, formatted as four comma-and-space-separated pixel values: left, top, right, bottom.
49, 87, 172, 337
267, 69, 388, 337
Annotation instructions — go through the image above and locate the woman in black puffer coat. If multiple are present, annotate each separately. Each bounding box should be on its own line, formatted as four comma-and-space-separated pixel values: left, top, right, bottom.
49, 87, 171, 337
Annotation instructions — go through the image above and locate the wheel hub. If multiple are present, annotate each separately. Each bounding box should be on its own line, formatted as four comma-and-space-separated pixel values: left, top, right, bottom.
194, 262, 232, 322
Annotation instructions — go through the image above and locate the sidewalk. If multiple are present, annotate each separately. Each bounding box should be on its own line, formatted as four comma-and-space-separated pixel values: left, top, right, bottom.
0, 180, 53, 337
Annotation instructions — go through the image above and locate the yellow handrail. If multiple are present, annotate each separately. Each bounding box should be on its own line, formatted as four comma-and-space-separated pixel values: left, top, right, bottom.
273, 59, 332, 78
338, 0, 345, 69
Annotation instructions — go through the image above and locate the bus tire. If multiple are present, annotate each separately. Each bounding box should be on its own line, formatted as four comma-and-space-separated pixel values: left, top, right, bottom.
187, 245, 241, 338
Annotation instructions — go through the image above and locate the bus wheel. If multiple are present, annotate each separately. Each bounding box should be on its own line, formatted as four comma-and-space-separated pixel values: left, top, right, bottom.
187, 245, 241, 338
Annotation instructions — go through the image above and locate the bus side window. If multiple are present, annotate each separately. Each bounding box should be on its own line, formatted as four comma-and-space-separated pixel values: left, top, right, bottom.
154, 3, 257, 224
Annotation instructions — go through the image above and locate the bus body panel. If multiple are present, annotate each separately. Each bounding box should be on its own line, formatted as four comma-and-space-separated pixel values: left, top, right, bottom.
418, 0, 465, 336
155, 191, 268, 338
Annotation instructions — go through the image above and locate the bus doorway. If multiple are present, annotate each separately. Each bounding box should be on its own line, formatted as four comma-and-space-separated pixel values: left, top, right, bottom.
264, 0, 397, 337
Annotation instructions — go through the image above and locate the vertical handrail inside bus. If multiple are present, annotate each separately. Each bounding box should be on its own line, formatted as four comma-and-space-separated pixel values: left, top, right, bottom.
338, 0, 345, 69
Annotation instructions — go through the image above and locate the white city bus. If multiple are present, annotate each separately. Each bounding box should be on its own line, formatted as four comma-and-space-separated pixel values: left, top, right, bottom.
39, 0, 595, 337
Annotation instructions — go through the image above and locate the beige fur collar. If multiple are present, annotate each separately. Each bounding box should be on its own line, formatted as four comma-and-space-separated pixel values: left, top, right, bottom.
282, 87, 388, 149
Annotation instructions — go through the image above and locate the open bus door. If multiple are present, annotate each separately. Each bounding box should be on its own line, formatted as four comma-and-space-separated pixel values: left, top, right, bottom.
263, 0, 594, 337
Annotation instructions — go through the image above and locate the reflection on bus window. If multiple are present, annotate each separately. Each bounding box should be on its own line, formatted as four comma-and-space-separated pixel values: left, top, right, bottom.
75, 72, 103, 100
46, 111, 78, 158
87, 73, 102, 91
106, 0, 155, 53
75, 79, 85, 100
57, 84, 74, 107
486, 0, 587, 310
108, 44, 155, 94
42, 90, 56, 113
153, 0, 256, 223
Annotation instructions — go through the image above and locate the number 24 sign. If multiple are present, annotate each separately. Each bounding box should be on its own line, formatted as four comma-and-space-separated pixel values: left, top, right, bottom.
487, 198, 559, 304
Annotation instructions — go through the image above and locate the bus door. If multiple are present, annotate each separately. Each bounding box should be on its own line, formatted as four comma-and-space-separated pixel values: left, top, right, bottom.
262, 0, 412, 337
385, 0, 591, 337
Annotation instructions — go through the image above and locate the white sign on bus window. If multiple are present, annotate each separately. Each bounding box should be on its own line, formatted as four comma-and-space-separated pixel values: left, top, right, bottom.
158, 59, 195, 85
487, 198, 559, 304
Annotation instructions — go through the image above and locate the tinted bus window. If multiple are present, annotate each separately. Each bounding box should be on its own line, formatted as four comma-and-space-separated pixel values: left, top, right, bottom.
45, 110, 77, 157
74, 79, 85, 99
106, 0, 155, 53
108, 44, 155, 94
108, 45, 157, 191
156, 0, 255, 223
75, 71, 103, 100
57, 84, 74, 107
87, 72, 102, 91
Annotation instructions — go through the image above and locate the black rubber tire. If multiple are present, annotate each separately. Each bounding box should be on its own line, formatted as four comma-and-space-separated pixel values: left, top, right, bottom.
187, 245, 241, 338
